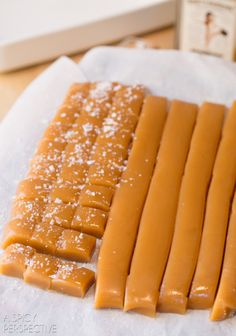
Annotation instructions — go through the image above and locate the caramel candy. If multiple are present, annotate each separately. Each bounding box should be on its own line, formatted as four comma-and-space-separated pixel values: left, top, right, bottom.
28, 154, 62, 181
43, 122, 71, 143
71, 206, 108, 238
189, 102, 236, 309
10, 198, 46, 224
2, 219, 35, 248
66, 115, 101, 145
51, 261, 95, 297
95, 96, 167, 309
61, 83, 90, 110
24, 252, 59, 289
56, 230, 96, 262
80, 82, 115, 120
0, 243, 35, 278
35, 138, 66, 156
16, 178, 52, 200
124, 100, 198, 316
30, 223, 63, 254
79, 185, 114, 212
50, 180, 82, 203
158, 102, 225, 314
211, 191, 236, 321
43, 201, 77, 229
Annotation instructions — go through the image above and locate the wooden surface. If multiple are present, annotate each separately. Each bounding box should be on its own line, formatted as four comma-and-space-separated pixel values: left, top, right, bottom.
0, 27, 175, 121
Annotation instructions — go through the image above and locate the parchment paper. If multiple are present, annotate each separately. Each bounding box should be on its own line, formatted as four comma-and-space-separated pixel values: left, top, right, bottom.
0, 47, 236, 336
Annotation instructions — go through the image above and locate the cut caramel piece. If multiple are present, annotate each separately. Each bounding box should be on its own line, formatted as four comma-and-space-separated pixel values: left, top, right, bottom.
189, 102, 236, 309
35, 138, 66, 156
28, 154, 62, 181
30, 223, 63, 254
2, 219, 35, 248
56, 230, 96, 262
10, 198, 46, 225
124, 100, 198, 316
24, 252, 59, 289
43, 122, 71, 143
95, 96, 168, 309
80, 81, 115, 120
61, 82, 90, 110
79, 185, 114, 212
211, 191, 236, 321
16, 178, 52, 200
87, 161, 123, 188
0, 243, 35, 278
43, 201, 77, 229
50, 180, 82, 203
158, 102, 225, 314
71, 206, 108, 238
51, 261, 95, 297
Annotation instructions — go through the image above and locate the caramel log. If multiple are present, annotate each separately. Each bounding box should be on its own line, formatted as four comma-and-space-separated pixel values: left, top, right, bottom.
0, 243, 35, 278
51, 261, 95, 297
79, 185, 114, 212
24, 252, 59, 290
95, 96, 167, 309
55, 230, 96, 262
71, 206, 108, 238
124, 100, 198, 316
189, 103, 236, 309
211, 191, 236, 321
158, 102, 225, 314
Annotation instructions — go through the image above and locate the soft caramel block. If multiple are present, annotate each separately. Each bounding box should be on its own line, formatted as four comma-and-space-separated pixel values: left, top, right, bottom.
28, 154, 62, 181
158, 102, 225, 314
56, 229, 96, 262
79, 185, 114, 212
24, 252, 59, 290
71, 206, 108, 238
51, 261, 95, 297
30, 223, 64, 254
2, 219, 35, 248
35, 138, 66, 156
211, 191, 236, 321
43, 201, 77, 229
10, 198, 46, 225
50, 180, 82, 203
88, 142, 127, 188
43, 122, 72, 143
124, 100, 198, 316
16, 178, 52, 200
61, 82, 90, 111
95, 96, 167, 309
0, 243, 35, 278
189, 102, 236, 309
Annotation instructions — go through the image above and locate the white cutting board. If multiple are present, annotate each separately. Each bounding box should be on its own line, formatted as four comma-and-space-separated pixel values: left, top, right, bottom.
0, 47, 236, 335
0, 0, 175, 72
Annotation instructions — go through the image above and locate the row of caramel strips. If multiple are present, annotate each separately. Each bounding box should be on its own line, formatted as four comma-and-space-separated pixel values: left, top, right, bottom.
0, 243, 95, 297
95, 98, 236, 321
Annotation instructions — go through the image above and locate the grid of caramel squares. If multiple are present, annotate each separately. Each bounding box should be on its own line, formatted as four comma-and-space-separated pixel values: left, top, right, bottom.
1, 81, 236, 322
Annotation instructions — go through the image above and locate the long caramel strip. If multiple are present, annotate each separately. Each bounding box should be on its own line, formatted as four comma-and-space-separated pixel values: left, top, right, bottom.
211, 190, 236, 321
95, 96, 167, 309
189, 102, 236, 309
158, 102, 225, 314
124, 100, 198, 316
